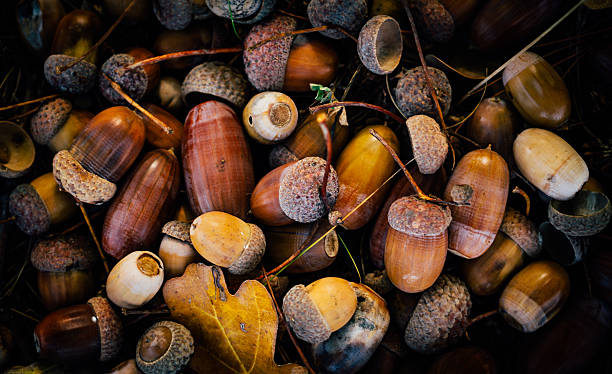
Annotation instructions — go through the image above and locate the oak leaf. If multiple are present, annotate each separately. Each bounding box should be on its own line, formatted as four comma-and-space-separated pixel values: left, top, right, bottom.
163, 263, 307, 374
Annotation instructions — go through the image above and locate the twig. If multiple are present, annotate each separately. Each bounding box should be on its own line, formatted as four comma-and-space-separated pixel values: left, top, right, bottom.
10, 308, 39, 322
125, 47, 243, 70
276, 9, 309, 21
512, 186, 531, 216
428, 55, 486, 80
386, 73, 407, 120
0, 216, 15, 224
78, 202, 110, 274
317, 113, 332, 212
310, 101, 405, 125
0, 94, 58, 112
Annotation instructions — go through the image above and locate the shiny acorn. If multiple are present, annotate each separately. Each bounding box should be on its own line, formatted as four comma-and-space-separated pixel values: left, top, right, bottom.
106, 251, 165, 309
242, 91, 298, 144
159, 221, 200, 277
140, 103, 184, 149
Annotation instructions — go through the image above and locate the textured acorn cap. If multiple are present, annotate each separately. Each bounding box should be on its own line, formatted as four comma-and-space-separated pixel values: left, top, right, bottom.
87, 297, 123, 361
358, 15, 403, 75
30, 98, 72, 145
182, 61, 249, 108
100, 54, 148, 105
407, 115, 448, 174
31, 234, 97, 272
52, 150, 117, 205
307, 0, 368, 39
243, 15, 296, 91
234, 0, 277, 24
282, 284, 331, 343
8, 183, 50, 236
44, 55, 97, 94
407, 0, 455, 43
395, 67, 452, 118
279, 157, 339, 223
153, 0, 193, 30
548, 190, 612, 237
269, 144, 298, 168
206, 0, 262, 19
388, 196, 452, 237
502, 52, 543, 86
501, 207, 540, 257
162, 221, 192, 243
227, 223, 266, 275
404, 274, 471, 354
136, 320, 195, 374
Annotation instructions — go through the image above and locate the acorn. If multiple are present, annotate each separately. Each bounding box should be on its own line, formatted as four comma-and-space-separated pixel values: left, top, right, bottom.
30, 98, 93, 153
106, 251, 165, 309
99, 48, 161, 105
31, 234, 98, 310
153, 0, 193, 30
181, 62, 249, 109
403, 274, 471, 353
0, 121, 35, 178
358, 15, 403, 75
43, 10, 102, 94
183, 100, 254, 220
548, 190, 611, 237
34, 296, 123, 362
251, 157, 339, 226
243, 15, 339, 92
427, 346, 497, 374
153, 24, 212, 71
395, 67, 452, 118
156, 76, 184, 114
406, 0, 454, 43
242, 91, 298, 144
407, 115, 448, 174
307, 0, 368, 40
500, 261, 570, 332
444, 147, 510, 259
135, 321, 194, 374
16, 0, 65, 55
513, 128, 588, 201
159, 221, 199, 277
503, 52, 571, 128
538, 222, 588, 266
329, 125, 399, 230
190, 211, 265, 275
140, 104, 183, 149
53, 106, 145, 205
9, 172, 78, 236
312, 283, 390, 374
282, 277, 358, 344
206, 0, 276, 24
103, 0, 151, 25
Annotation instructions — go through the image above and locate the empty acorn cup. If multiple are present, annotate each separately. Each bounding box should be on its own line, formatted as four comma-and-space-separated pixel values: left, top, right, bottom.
357, 15, 403, 75
0, 121, 35, 178
181, 61, 249, 109
538, 222, 589, 266
548, 190, 611, 237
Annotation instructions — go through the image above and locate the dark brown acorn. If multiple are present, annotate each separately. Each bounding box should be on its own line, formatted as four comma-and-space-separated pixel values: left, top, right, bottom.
153, 24, 212, 70
141, 104, 184, 149
16, 0, 65, 55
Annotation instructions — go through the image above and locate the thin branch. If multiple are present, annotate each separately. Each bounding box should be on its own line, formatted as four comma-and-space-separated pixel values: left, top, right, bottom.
512, 186, 531, 216
125, 47, 243, 70
0, 94, 58, 112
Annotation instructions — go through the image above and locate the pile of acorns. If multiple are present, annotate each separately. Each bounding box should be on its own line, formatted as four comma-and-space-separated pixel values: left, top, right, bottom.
1, 0, 611, 373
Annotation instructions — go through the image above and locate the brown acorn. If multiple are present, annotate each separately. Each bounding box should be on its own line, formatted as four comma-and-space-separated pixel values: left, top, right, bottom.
358, 15, 403, 75
31, 234, 98, 310
307, 0, 368, 39
16, 0, 65, 55
181, 62, 249, 109
139, 104, 183, 149
182, 100, 254, 220
153, 24, 212, 71
407, 0, 455, 43
395, 67, 452, 118
136, 321, 194, 374
34, 297, 123, 362
242, 91, 299, 144
159, 221, 199, 277
0, 121, 35, 178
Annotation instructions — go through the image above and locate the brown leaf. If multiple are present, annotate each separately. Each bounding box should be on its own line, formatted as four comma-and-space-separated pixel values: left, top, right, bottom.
163, 263, 306, 374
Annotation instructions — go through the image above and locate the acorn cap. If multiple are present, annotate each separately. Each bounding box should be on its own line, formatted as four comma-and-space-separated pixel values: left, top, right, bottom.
307, 0, 368, 39
100, 54, 148, 105
502, 52, 542, 86
153, 0, 193, 30
388, 196, 452, 236
395, 67, 452, 118
243, 15, 296, 91
357, 15, 403, 75
87, 297, 123, 362
30, 98, 72, 145
279, 157, 339, 223
136, 320, 195, 374
501, 207, 540, 257
8, 183, 50, 236
234, 0, 276, 24
227, 223, 266, 275
162, 221, 192, 243
404, 274, 471, 354
364, 269, 394, 295
182, 61, 249, 108
206, 0, 262, 19
268, 144, 298, 168
282, 284, 331, 343
0, 121, 36, 179
548, 190, 612, 237
52, 150, 117, 205
408, 0, 455, 43
44, 55, 97, 94
407, 115, 448, 174
31, 234, 97, 272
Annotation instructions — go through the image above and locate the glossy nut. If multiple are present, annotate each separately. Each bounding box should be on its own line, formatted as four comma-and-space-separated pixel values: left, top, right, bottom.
106, 251, 165, 309
0, 121, 35, 178
242, 91, 298, 144
159, 221, 199, 277
141, 103, 184, 149
357, 15, 403, 75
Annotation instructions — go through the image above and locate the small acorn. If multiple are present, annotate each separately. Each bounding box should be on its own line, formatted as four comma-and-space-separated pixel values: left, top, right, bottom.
0, 121, 35, 178
307, 0, 368, 39
190, 211, 265, 275
407, 0, 455, 43
31, 234, 98, 310
282, 277, 358, 344
153, 0, 193, 30
106, 251, 165, 309
395, 67, 452, 118
357, 15, 403, 75
406, 115, 448, 174
242, 91, 298, 144
156, 76, 184, 114
159, 221, 199, 277
34, 296, 123, 362
181, 61, 249, 109
136, 321, 194, 374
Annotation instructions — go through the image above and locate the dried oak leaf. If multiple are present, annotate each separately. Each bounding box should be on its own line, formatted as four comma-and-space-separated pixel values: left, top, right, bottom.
163, 263, 307, 374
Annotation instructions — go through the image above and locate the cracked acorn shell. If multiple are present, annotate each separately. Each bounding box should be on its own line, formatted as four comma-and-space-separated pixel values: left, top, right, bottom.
307, 0, 368, 39
106, 251, 165, 309
190, 211, 266, 275
0, 121, 35, 178
242, 91, 298, 144
136, 321, 194, 374
406, 115, 448, 174
159, 221, 199, 277
282, 277, 358, 344
182, 62, 249, 109
404, 274, 472, 353
357, 15, 403, 75
100, 48, 160, 105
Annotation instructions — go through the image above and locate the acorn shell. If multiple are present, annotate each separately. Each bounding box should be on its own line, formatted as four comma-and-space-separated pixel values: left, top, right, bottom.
407, 115, 448, 174
500, 207, 540, 257
242, 91, 298, 144
182, 62, 249, 109
307, 0, 368, 39
31, 234, 97, 272
408, 0, 455, 43
106, 251, 165, 309
357, 15, 403, 75
388, 196, 452, 237
395, 67, 452, 118
136, 321, 194, 374
0, 121, 35, 178
548, 190, 611, 237
87, 296, 123, 361
153, 0, 193, 30
243, 15, 296, 91
30, 98, 72, 145
43, 54, 97, 94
